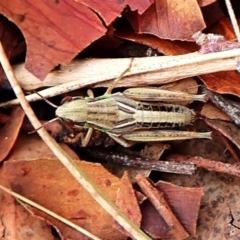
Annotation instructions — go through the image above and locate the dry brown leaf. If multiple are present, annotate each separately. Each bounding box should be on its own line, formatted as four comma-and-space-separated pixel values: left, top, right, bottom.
206, 119, 240, 150
0, 170, 54, 240
113, 171, 141, 236
155, 181, 203, 236
140, 179, 203, 238
7, 132, 79, 161
3, 159, 126, 240
0, 173, 16, 240
201, 103, 232, 121
160, 129, 240, 239
0, 0, 151, 79
161, 167, 240, 239
15, 202, 55, 240
126, 0, 205, 41
198, 18, 240, 96
115, 29, 198, 55
198, 0, 216, 7
0, 107, 25, 162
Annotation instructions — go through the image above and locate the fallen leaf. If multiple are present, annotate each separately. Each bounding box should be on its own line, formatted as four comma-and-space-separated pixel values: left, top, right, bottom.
0, 0, 151, 80
126, 0, 206, 41
155, 181, 203, 236
7, 132, 79, 161
205, 119, 240, 150
139, 178, 203, 238
16, 201, 55, 240
138, 174, 190, 239
0, 15, 24, 60
113, 171, 141, 236
198, 0, 216, 7
198, 18, 240, 96
160, 127, 240, 239
160, 167, 240, 239
0, 107, 25, 162
201, 103, 232, 121
3, 159, 126, 240
0, 170, 54, 240
115, 28, 198, 55
141, 199, 171, 238
200, 1, 224, 26
0, 173, 16, 240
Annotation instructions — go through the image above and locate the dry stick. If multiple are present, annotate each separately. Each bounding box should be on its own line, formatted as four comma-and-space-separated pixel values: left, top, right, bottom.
0, 43, 150, 240
85, 149, 196, 175
0, 184, 101, 240
225, 0, 240, 42
167, 154, 240, 177
136, 174, 189, 240
1, 48, 240, 108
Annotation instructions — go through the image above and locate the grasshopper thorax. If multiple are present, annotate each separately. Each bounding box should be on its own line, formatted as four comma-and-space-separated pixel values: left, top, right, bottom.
56, 98, 88, 123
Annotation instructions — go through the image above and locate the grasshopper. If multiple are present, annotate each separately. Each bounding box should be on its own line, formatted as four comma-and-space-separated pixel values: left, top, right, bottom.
55, 60, 211, 147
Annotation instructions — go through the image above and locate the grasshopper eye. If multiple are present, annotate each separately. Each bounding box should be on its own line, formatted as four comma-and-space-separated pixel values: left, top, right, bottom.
61, 96, 84, 105
61, 96, 73, 105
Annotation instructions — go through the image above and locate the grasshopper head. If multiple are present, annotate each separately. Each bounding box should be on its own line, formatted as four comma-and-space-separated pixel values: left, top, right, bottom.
56, 99, 88, 123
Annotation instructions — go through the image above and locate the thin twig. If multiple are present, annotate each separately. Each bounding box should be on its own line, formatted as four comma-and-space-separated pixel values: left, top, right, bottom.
0, 184, 101, 240
0, 42, 150, 240
167, 154, 240, 177
85, 148, 196, 175
225, 0, 240, 41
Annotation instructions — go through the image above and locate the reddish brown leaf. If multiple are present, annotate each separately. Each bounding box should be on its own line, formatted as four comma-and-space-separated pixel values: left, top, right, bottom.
3, 159, 126, 240
16, 202, 55, 240
140, 179, 203, 238
0, 15, 24, 60
201, 103, 232, 122
115, 29, 198, 55
197, 18, 240, 96
200, 71, 240, 96
0, 170, 54, 240
0, 173, 16, 240
206, 119, 240, 150
160, 168, 240, 239
0, 15, 24, 81
198, 0, 216, 7
200, 2, 224, 27
136, 174, 189, 239
141, 199, 171, 238
77, 0, 152, 25
0, 107, 25, 162
113, 171, 141, 236
0, 0, 151, 80
126, 0, 206, 41
155, 181, 203, 237
7, 132, 79, 161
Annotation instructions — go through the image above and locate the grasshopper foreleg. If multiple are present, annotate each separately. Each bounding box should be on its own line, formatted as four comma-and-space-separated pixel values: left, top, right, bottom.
106, 133, 135, 148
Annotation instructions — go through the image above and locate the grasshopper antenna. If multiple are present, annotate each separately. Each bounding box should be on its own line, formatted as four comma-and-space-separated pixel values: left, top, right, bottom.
28, 117, 60, 134
28, 91, 60, 134
33, 90, 59, 108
